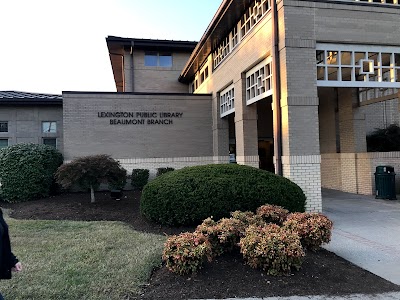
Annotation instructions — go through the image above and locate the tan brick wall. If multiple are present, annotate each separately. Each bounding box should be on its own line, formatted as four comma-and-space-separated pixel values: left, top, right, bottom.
0, 106, 63, 153
321, 152, 400, 195
62, 92, 213, 162
123, 50, 191, 93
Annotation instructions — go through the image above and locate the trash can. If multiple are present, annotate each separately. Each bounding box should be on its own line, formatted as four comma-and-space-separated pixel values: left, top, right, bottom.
375, 166, 397, 200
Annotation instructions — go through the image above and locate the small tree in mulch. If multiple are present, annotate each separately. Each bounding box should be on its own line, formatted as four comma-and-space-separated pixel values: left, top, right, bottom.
55, 154, 126, 203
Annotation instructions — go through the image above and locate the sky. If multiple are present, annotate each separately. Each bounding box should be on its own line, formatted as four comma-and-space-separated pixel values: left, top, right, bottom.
0, 0, 221, 94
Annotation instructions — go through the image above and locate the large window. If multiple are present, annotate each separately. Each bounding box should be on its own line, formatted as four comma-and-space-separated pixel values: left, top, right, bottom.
42, 121, 57, 133
43, 138, 57, 148
316, 44, 400, 88
220, 84, 235, 118
0, 122, 8, 133
0, 139, 8, 149
144, 52, 172, 67
246, 57, 273, 105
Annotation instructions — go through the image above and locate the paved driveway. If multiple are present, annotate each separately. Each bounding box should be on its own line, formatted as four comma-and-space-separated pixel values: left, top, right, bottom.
322, 189, 400, 285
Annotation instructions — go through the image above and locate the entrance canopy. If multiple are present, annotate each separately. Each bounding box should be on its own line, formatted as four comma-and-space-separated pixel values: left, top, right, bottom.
316, 43, 400, 88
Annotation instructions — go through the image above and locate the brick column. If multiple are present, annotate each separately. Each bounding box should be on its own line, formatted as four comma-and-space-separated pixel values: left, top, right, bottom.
212, 93, 230, 163
278, 4, 322, 212
234, 75, 259, 168
337, 88, 366, 193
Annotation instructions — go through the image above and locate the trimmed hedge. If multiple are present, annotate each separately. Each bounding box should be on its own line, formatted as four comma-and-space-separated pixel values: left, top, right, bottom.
156, 167, 175, 177
141, 164, 306, 225
131, 169, 149, 191
0, 143, 63, 203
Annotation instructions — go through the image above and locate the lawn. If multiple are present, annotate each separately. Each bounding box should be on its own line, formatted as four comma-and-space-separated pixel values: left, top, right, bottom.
1, 215, 165, 300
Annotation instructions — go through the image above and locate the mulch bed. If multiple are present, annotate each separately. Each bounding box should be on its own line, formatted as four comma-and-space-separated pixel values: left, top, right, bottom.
2, 190, 400, 299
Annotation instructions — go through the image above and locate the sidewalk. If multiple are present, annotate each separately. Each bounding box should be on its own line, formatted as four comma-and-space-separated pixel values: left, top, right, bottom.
200, 292, 400, 299
322, 189, 400, 285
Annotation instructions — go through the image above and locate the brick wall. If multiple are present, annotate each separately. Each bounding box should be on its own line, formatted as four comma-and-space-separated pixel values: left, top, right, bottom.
62, 93, 213, 167
0, 105, 63, 152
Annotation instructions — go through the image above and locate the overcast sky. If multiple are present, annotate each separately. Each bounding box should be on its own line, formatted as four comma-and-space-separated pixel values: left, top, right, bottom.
0, 0, 221, 94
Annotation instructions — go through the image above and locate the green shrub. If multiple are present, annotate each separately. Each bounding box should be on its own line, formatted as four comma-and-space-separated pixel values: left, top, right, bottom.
0, 143, 63, 203
55, 154, 126, 203
141, 164, 306, 225
239, 224, 305, 276
131, 169, 149, 190
283, 213, 333, 251
162, 232, 213, 275
156, 167, 175, 177
367, 124, 400, 152
196, 217, 244, 256
256, 204, 289, 225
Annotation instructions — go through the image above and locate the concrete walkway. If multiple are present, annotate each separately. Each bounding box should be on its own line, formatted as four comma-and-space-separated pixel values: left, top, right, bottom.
322, 189, 400, 285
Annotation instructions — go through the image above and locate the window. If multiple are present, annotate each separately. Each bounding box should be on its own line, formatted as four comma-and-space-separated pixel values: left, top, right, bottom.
42, 121, 57, 133
144, 52, 172, 67
220, 84, 235, 118
316, 44, 400, 88
0, 122, 8, 132
43, 138, 57, 148
246, 58, 273, 105
0, 139, 8, 149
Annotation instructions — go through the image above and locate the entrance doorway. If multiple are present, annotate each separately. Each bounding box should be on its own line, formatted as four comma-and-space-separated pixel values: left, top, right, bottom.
257, 98, 274, 172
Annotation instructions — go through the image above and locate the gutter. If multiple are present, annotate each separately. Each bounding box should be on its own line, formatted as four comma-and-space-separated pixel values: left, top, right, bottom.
272, 0, 283, 176
131, 41, 135, 92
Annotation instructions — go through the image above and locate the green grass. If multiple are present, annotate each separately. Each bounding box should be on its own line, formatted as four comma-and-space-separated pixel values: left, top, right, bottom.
0, 216, 165, 300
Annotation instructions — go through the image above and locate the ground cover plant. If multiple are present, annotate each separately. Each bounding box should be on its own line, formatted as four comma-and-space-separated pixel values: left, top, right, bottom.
2, 191, 400, 299
141, 164, 306, 225
1, 213, 164, 300
0, 143, 63, 203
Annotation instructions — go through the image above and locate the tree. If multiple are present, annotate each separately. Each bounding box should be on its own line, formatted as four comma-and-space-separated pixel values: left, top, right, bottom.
55, 154, 127, 203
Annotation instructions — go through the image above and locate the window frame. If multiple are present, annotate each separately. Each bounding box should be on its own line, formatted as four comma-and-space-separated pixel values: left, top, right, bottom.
42, 121, 57, 133
0, 121, 8, 133
42, 138, 57, 148
144, 52, 173, 67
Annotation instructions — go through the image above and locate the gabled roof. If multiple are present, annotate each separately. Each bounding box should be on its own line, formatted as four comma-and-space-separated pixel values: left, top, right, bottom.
0, 91, 62, 105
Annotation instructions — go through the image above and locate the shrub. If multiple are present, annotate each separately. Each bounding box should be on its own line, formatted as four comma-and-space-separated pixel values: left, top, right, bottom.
156, 167, 175, 177
162, 232, 213, 275
367, 124, 400, 152
0, 143, 63, 203
239, 224, 305, 276
131, 169, 149, 191
55, 154, 127, 203
196, 217, 244, 256
283, 213, 333, 251
256, 204, 289, 225
230, 211, 266, 227
141, 164, 306, 226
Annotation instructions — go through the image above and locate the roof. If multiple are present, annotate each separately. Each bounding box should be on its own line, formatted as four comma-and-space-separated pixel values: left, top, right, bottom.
0, 91, 62, 105
106, 36, 198, 52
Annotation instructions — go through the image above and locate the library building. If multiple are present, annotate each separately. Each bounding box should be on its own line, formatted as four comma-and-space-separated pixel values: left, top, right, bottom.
2, 0, 400, 211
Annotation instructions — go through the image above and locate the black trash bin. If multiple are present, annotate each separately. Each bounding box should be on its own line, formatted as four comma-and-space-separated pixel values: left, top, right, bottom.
375, 166, 397, 200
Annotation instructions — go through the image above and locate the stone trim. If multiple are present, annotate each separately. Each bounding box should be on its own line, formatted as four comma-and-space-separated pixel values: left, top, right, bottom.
281, 155, 321, 164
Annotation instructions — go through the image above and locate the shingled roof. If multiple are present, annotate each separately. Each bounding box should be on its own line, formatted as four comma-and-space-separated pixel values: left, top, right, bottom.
0, 91, 62, 105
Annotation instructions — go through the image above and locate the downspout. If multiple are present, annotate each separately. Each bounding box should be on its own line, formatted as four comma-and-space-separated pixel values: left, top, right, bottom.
130, 41, 135, 92
272, 0, 283, 175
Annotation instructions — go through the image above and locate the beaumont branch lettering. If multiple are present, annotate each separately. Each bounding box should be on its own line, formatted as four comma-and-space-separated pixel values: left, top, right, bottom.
97, 111, 183, 125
